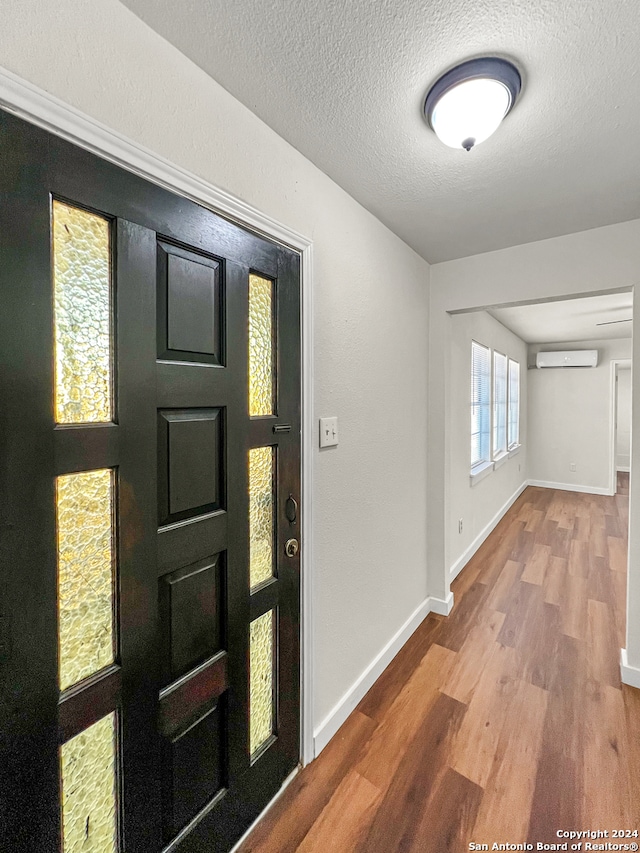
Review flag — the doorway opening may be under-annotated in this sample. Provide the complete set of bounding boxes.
[613,360,633,495]
[446,287,633,590]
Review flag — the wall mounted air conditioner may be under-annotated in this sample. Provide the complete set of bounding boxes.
[535,350,598,368]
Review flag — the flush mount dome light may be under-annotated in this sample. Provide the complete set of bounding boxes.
[424,57,521,151]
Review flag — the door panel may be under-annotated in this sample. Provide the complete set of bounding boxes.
[152,217,243,850]
[0,108,301,853]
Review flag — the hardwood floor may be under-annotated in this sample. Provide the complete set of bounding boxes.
[239,475,640,852]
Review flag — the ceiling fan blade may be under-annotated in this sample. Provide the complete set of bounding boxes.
[596,318,633,326]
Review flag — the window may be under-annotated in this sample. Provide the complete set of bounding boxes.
[471,343,521,479]
[508,358,520,449]
[471,342,491,468]
[493,352,508,457]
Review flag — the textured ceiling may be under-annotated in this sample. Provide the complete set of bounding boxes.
[488,292,634,343]
[121,0,640,263]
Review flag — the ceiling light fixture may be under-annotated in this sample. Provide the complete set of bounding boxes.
[424,57,521,151]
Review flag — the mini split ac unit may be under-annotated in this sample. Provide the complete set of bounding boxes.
[535,350,598,368]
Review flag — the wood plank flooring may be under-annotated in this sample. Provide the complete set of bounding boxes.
[239,474,640,852]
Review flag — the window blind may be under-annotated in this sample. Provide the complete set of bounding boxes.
[493,352,508,457]
[508,358,520,448]
[471,341,491,468]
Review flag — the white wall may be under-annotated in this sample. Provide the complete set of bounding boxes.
[527,338,632,493]
[0,0,431,746]
[617,367,632,471]
[449,311,528,577]
[430,226,640,677]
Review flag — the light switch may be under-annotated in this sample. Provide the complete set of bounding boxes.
[319,417,338,448]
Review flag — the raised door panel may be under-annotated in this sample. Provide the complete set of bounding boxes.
[157,241,222,365]
[158,408,224,525]
[159,556,223,684]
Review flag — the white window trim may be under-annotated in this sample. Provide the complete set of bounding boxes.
[507,357,520,451]
[493,450,509,470]
[469,343,522,483]
[492,350,508,459]
[470,459,494,485]
[471,340,492,471]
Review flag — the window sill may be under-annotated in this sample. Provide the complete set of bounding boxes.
[470,460,494,486]
[493,451,509,470]
[508,444,522,458]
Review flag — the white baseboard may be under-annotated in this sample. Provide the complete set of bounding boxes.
[527,479,612,496]
[617,466,631,473]
[449,481,528,581]
[429,591,454,616]
[313,594,440,756]
[620,649,640,690]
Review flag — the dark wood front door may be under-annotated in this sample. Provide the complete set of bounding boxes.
[0,109,301,853]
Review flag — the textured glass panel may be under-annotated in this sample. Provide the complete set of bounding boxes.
[54,200,112,424]
[250,609,275,756]
[61,713,118,853]
[57,469,114,691]
[248,274,274,417]
[249,447,274,591]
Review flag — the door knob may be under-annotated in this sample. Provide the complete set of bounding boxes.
[285,538,299,558]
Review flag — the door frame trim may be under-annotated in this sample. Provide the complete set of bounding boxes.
[0,64,315,766]
[610,358,632,496]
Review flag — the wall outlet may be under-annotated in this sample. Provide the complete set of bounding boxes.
[458,518,463,534]
[570,462,576,472]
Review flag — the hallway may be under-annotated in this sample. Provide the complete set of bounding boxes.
[241,476,640,852]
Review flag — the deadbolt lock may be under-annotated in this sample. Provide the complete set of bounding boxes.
[285,494,298,524]
[285,538,299,558]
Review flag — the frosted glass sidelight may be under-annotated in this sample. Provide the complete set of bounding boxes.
[249,610,275,756]
[248,274,274,417]
[53,200,112,424]
[57,469,114,691]
[249,447,275,591]
[61,713,118,853]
